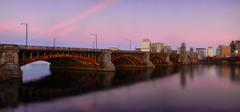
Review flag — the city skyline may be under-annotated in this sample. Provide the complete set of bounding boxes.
[0,0,240,49]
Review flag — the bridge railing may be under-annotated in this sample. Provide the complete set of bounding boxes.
[15,45,109,52]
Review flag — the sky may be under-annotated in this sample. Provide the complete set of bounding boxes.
[0,0,240,50]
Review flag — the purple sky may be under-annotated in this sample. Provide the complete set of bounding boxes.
[0,0,239,50]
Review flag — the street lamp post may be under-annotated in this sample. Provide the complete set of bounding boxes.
[53,38,56,47]
[129,39,132,50]
[21,23,28,47]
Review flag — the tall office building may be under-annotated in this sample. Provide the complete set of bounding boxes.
[217,45,231,57]
[190,47,194,55]
[216,47,221,56]
[163,45,172,54]
[230,41,236,55]
[141,38,151,52]
[196,48,206,59]
[236,41,240,55]
[230,40,240,55]
[150,42,164,53]
[180,42,187,54]
[207,47,214,57]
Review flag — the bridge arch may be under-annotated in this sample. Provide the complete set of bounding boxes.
[150,55,168,65]
[111,55,144,67]
[169,54,180,64]
[19,54,100,69]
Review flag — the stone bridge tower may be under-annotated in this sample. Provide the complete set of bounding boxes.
[0,45,21,80]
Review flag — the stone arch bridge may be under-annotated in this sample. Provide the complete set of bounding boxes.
[0,44,198,80]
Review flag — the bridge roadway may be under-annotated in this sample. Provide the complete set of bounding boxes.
[0,44,198,80]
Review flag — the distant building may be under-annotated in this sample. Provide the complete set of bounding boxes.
[216,47,221,56]
[108,47,119,51]
[230,41,236,55]
[190,47,194,55]
[230,40,240,55]
[172,50,178,54]
[217,45,231,57]
[180,42,187,54]
[207,47,214,57]
[176,47,181,54]
[163,45,172,54]
[236,41,240,55]
[141,38,151,52]
[196,48,206,59]
[135,48,141,51]
[150,42,164,53]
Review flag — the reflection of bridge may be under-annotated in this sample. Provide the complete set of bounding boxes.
[0,44,198,80]
[0,65,197,107]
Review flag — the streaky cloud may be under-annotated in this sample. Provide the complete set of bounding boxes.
[48,0,113,33]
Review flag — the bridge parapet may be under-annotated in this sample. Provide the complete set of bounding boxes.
[18,45,109,52]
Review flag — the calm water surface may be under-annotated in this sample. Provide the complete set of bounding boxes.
[0,62,240,112]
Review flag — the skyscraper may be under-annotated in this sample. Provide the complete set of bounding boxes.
[190,47,194,55]
[150,42,164,53]
[141,38,151,52]
[180,42,186,54]
[207,47,214,57]
[217,45,231,57]
[196,48,206,59]
[163,45,172,54]
[230,40,240,55]
[216,47,221,56]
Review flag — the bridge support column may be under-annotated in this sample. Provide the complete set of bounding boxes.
[166,54,173,65]
[178,54,186,64]
[0,45,22,80]
[179,54,192,64]
[190,55,198,64]
[99,51,115,71]
[143,52,155,68]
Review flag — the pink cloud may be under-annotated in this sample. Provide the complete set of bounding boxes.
[0,23,19,33]
[48,0,113,33]
[57,27,77,38]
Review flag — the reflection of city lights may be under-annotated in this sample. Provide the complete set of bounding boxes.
[235,50,238,54]
[236,68,239,75]
[207,67,214,76]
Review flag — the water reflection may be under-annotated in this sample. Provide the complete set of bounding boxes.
[0,80,20,108]
[1,64,240,112]
[229,64,240,83]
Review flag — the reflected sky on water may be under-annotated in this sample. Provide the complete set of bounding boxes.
[1,63,240,112]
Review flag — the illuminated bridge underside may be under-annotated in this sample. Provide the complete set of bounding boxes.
[112,55,144,68]
[169,54,180,64]
[19,53,101,70]
[150,53,170,65]
[111,51,154,68]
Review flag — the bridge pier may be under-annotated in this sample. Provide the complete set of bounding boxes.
[143,52,155,68]
[99,51,115,71]
[0,45,22,80]
[165,54,173,65]
[190,55,198,64]
[178,54,188,64]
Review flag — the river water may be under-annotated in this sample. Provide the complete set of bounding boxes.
[0,62,240,112]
